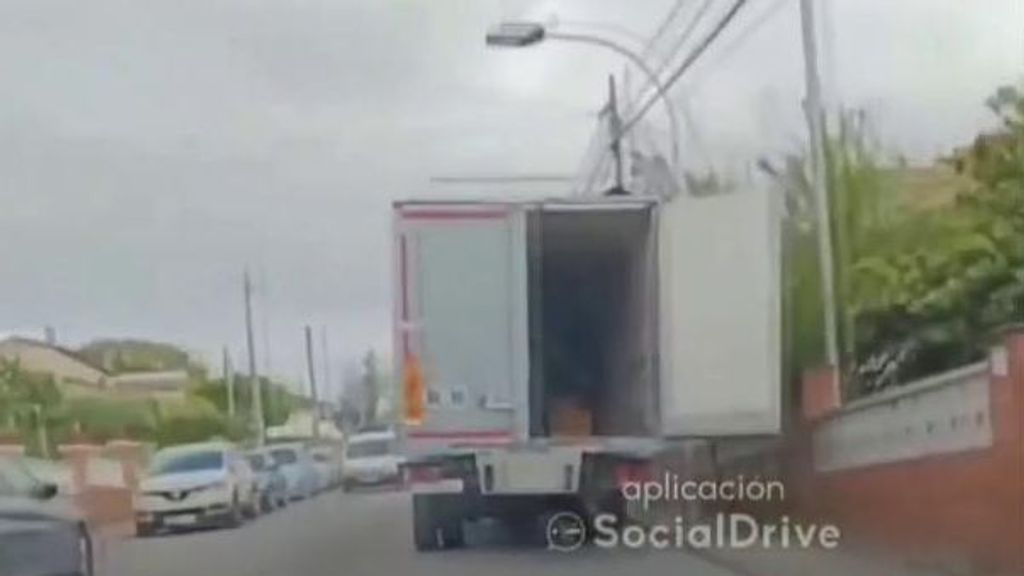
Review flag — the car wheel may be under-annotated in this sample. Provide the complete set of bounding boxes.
[135,522,154,538]
[224,493,244,529]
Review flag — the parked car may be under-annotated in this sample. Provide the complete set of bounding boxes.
[0,456,95,576]
[307,444,343,492]
[245,449,288,512]
[135,442,258,535]
[267,443,318,501]
[341,430,404,491]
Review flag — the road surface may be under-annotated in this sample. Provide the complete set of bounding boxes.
[104,490,749,576]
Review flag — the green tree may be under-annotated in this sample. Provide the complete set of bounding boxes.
[766,84,1024,400]
[0,359,63,456]
[191,374,299,429]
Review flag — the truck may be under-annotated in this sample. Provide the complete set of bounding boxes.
[392,190,781,551]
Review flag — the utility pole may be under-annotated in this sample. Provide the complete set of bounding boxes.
[320,326,332,405]
[34,405,49,459]
[222,347,236,418]
[244,270,265,445]
[606,74,626,195]
[304,325,321,440]
[800,0,840,371]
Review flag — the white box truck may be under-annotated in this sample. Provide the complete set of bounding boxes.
[393,191,781,551]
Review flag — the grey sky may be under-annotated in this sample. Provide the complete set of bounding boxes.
[0,0,1020,397]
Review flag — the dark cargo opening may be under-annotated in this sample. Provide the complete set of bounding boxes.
[528,206,657,437]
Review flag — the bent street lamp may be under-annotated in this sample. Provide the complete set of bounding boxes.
[486,20,681,175]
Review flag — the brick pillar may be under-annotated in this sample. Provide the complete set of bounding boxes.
[58,444,101,494]
[105,440,147,491]
[801,366,840,421]
[990,330,1024,572]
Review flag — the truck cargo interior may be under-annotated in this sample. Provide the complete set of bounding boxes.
[528,207,658,438]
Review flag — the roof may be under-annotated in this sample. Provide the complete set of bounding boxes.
[109,370,189,389]
[0,336,109,376]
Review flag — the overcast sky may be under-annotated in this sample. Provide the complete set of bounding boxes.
[0,0,1020,397]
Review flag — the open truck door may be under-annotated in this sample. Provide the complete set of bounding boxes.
[395,203,530,454]
[657,189,782,436]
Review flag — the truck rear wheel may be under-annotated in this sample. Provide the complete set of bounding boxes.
[413,494,464,552]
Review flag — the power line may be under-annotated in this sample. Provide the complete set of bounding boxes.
[625,0,714,118]
[622,0,751,136]
[684,0,790,94]
[643,0,715,86]
[640,0,689,61]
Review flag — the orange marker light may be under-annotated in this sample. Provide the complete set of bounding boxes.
[403,354,426,426]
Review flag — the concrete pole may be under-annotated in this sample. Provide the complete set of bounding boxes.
[304,326,321,440]
[244,270,265,445]
[800,0,840,371]
[223,347,235,418]
[320,326,332,407]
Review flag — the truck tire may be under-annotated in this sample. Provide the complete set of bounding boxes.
[412,494,464,552]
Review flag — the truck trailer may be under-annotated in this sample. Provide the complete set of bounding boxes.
[392,190,781,551]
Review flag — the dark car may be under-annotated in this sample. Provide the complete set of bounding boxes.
[246,450,288,513]
[0,457,94,576]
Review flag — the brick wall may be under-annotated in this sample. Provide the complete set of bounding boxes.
[793,331,1024,572]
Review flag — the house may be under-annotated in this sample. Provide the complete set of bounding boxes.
[0,337,109,396]
[0,336,191,401]
[108,370,190,402]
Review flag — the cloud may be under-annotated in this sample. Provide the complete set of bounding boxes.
[0,0,1019,388]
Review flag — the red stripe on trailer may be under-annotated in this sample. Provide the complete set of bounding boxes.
[400,209,508,221]
[407,430,513,440]
[398,235,411,357]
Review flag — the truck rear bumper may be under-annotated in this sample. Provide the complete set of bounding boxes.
[409,478,465,494]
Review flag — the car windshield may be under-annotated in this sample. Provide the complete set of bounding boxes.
[151,451,224,475]
[269,449,298,466]
[346,440,391,459]
[247,454,267,471]
[0,458,41,497]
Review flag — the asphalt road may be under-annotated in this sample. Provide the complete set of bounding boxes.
[104,490,747,576]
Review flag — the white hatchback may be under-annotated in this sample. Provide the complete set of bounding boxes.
[341,431,404,491]
[135,442,257,535]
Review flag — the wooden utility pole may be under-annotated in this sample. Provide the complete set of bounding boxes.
[304,325,321,440]
[244,270,265,445]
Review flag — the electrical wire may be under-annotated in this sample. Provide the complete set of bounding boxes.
[627,0,713,114]
[622,0,751,136]
[684,0,789,94]
[639,0,689,61]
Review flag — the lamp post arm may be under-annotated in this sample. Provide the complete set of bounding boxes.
[546,30,681,172]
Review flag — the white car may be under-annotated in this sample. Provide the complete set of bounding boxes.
[268,443,319,501]
[341,431,404,491]
[135,442,258,535]
[308,444,344,492]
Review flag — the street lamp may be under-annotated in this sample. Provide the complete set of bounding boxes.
[486,21,681,178]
